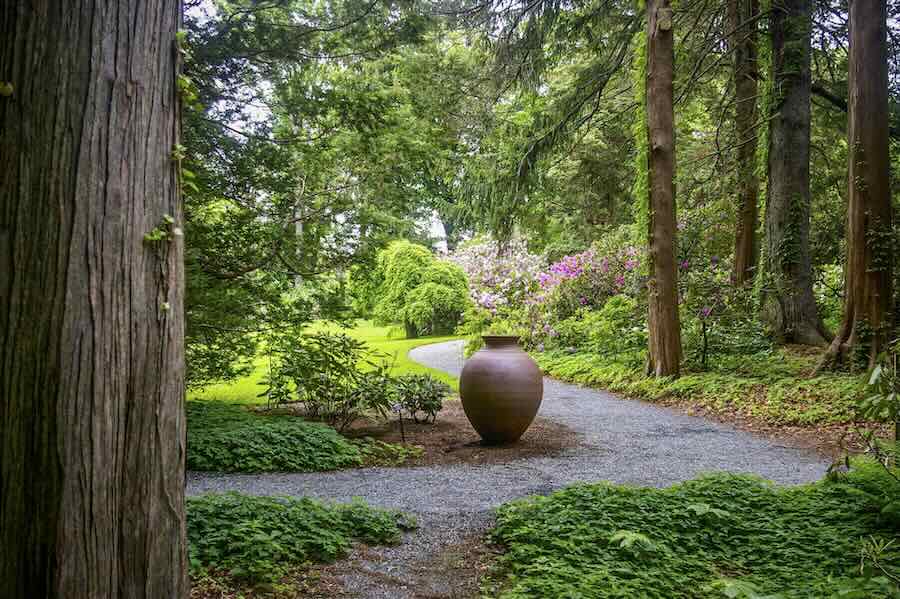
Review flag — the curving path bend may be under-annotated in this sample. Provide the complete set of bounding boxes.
[187,340,828,597]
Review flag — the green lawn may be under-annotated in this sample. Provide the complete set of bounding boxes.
[189,320,460,404]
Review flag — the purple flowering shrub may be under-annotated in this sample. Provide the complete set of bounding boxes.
[538,244,645,323]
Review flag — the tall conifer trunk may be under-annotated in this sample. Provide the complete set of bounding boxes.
[760,0,829,346]
[645,0,682,377]
[820,0,893,370]
[0,2,188,596]
[729,0,760,285]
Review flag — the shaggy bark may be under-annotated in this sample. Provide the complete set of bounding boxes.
[820,0,893,371]
[645,0,682,377]
[729,0,760,285]
[760,0,830,346]
[0,2,188,597]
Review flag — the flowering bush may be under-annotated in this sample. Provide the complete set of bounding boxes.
[447,236,545,314]
[452,230,650,354]
[538,244,645,323]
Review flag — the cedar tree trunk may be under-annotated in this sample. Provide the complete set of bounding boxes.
[820,0,893,370]
[729,0,760,285]
[0,2,188,597]
[760,0,830,346]
[645,0,682,377]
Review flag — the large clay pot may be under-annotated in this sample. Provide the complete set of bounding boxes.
[459,335,543,444]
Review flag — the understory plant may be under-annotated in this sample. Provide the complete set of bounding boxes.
[186,401,364,472]
[187,401,423,472]
[261,330,394,430]
[395,374,451,423]
[486,461,900,598]
[188,492,416,584]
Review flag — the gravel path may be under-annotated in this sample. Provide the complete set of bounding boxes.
[187,340,829,598]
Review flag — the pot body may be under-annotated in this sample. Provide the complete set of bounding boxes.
[459,336,543,444]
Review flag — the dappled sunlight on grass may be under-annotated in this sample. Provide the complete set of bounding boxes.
[189,320,460,404]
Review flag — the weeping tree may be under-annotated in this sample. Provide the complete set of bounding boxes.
[820,0,893,371]
[0,2,187,595]
[759,0,830,346]
[729,0,760,285]
[644,0,682,376]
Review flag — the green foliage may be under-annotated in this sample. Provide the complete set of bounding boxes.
[814,264,845,334]
[486,462,900,598]
[372,240,470,336]
[679,258,772,370]
[186,401,364,472]
[631,27,649,244]
[552,296,647,368]
[861,341,900,441]
[187,492,416,583]
[535,348,865,426]
[261,330,394,430]
[395,374,451,423]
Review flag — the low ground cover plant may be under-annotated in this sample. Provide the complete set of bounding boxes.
[535,348,864,426]
[187,401,365,472]
[187,400,430,473]
[187,492,416,584]
[486,460,900,598]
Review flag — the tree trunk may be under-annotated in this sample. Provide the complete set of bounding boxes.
[0,2,188,597]
[760,0,829,346]
[645,0,682,377]
[820,0,893,371]
[729,0,760,285]
[405,320,419,339]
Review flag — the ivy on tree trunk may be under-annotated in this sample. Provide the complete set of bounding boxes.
[820,0,893,371]
[760,0,830,346]
[0,2,188,596]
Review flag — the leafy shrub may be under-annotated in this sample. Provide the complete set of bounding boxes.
[486,462,900,598]
[861,339,900,441]
[187,401,364,472]
[261,331,393,430]
[187,492,416,583]
[372,240,471,337]
[395,374,451,423]
[679,257,771,370]
[552,296,647,367]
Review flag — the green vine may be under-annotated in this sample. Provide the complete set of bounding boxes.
[631,26,649,244]
[144,214,179,244]
[865,214,893,273]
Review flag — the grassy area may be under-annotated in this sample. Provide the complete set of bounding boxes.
[189,320,460,404]
[485,461,900,598]
[188,492,415,587]
[534,348,865,426]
